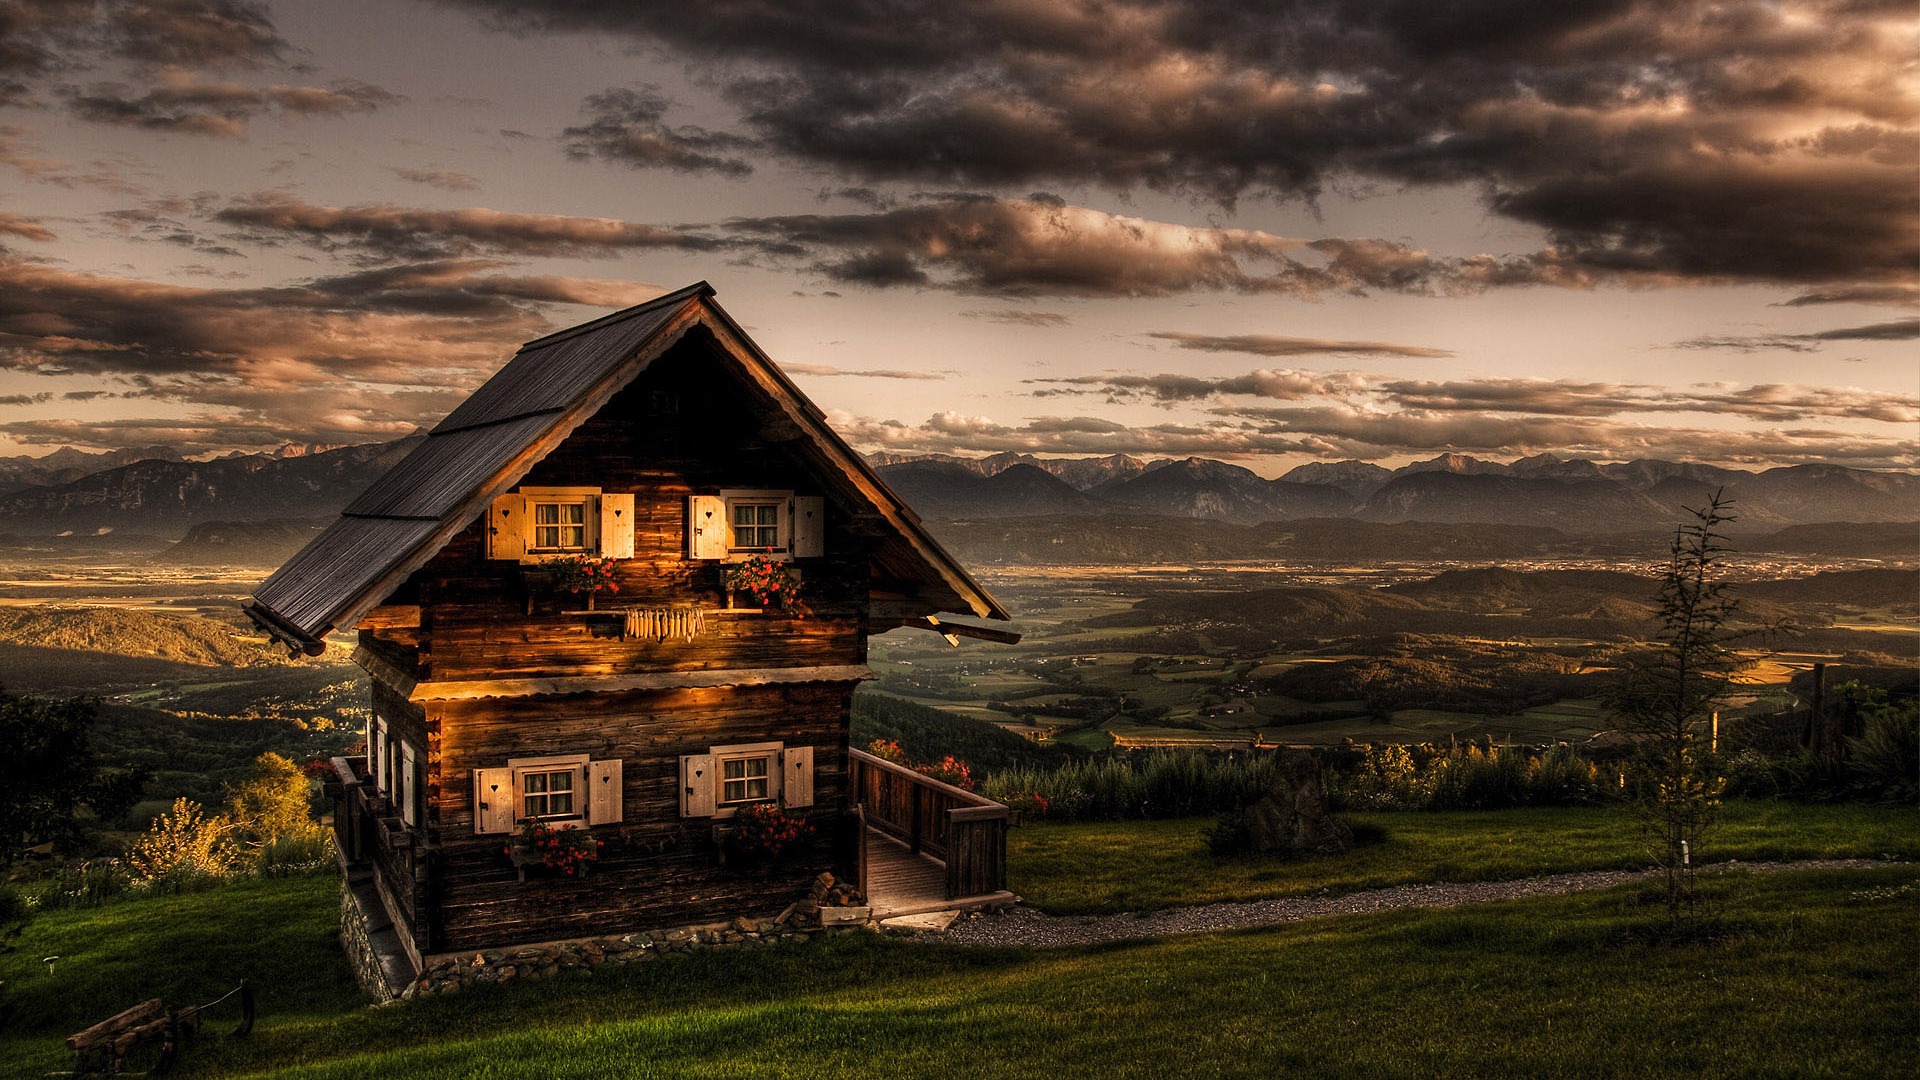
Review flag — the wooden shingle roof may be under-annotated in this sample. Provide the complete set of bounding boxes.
[247,282,1010,654]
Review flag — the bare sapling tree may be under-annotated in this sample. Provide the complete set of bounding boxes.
[1609,491,1756,919]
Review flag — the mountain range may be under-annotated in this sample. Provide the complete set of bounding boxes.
[873,452,1918,533]
[0,440,1910,550]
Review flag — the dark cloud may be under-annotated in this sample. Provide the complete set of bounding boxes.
[212,193,721,262]
[783,363,945,381]
[1779,284,1920,308]
[561,86,756,178]
[960,309,1070,327]
[726,195,1569,297]
[67,71,399,136]
[0,123,143,192]
[1147,332,1452,359]
[1668,318,1920,352]
[443,0,1916,289]
[392,167,480,191]
[0,391,51,405]
[0,255,660,449]
[1040,366,1918,426]
[104,0,286,69]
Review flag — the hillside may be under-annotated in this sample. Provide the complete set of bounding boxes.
[0,607,293,670]
[153,518,331,566]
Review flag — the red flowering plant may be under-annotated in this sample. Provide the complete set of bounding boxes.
[724,554,810,617]
[554,554,620,608]
[865,738,907,763]
[724,801,812,859]
[913,755,976,792]
[506,819,602,876]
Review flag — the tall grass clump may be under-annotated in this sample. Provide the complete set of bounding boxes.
[1335,739,1612,811]
[981,750,1282,821]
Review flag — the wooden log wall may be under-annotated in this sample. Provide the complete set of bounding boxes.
[428,681,858,951]
[391,341,875,685]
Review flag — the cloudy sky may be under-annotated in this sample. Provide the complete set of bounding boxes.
[0,0,1914,473]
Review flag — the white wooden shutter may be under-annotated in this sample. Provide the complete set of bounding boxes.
[686,495,726,559]
[486,493,526,561]
[791,496,824,558]
[369,718,385,796]
[599,492,635,559]
[473,767,513,835]
[400,744,418,826]
[679,752,715,817]
[588,758,624,825]
[780,745,815,809]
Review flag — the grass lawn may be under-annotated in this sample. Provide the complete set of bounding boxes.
[1008,801,1920,914]
[1,867,1913,1078]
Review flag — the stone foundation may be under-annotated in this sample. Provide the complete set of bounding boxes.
[340,870,877,1000]
[339,881,398,1004]
[404,915,873,998]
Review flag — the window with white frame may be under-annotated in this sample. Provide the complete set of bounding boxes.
[486,487,636,562]
[520,765,577,819]
[471,754,624,835]
[530,498,589,552]
[679,742,815,818]
[686,492,823,561]
[729,499,784,553]
[720,749,774,804]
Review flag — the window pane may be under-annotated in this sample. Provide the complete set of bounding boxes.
[535,503,559,525]
[549,792,573,815]
[525,773,548,793]
[561,503,584,525]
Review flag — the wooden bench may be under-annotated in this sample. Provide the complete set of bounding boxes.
[62,982,253,1076]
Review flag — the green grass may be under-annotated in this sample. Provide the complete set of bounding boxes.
[3,867,1915,1078]
[0,875,363,1076]
[1007,802,1920,914]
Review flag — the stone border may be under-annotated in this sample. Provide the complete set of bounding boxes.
[404,914,876,998]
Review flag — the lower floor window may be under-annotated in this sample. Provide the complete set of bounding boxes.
[522,768,575,818]
[721,754,772,804]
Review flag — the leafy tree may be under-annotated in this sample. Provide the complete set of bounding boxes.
[1607,493,1765,918]
[0,688,144,865]
[225,751,323,856]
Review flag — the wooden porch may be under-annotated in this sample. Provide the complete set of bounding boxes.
[849,748,1016,918]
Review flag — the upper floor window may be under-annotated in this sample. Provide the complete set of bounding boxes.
[687,491,824,562]
[531,498,589,552]
[729,499,784,553]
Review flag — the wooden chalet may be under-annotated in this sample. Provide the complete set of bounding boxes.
[245,282,1019,992]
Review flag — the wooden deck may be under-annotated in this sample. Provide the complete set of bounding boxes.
[863,828,1014,919]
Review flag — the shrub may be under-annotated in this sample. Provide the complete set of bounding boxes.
[1847,700,1919,804]
[226,751,327,862]
[127,797,233,885]
[1329,739,1612,811]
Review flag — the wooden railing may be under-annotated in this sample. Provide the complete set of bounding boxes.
[847,747,1008,899]
[327,756,435,945]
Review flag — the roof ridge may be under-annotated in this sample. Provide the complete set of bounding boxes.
[517,280,712,351]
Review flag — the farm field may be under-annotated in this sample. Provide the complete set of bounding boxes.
[867,562,1915,752]
[0,860,1911,1078]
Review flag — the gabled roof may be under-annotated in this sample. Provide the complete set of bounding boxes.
[247,281,1010,655]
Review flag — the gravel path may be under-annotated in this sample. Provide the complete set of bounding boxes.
[936,859,1892,948]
